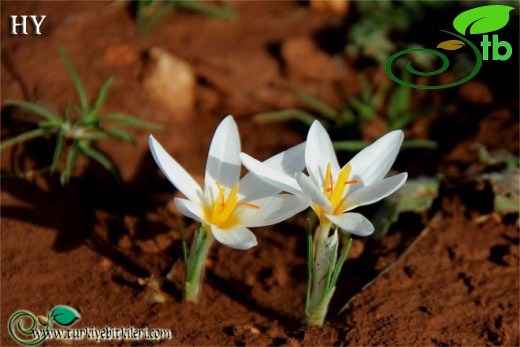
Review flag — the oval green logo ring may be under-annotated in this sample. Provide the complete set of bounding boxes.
[385,30,483,89]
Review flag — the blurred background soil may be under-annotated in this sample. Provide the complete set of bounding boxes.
[1,1,518,345]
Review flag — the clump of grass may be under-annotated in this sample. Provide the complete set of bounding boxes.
[1,47,162,185]
[254,74,438,152]
[136,0,237,37]
[346,1,455,67]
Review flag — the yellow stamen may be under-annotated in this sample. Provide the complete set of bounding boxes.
[237,202,261,209]
[330,164,351,208]
[213,183,239,225]
[324,162,333,196]
[320,163,360,214]
[205,181,261,229]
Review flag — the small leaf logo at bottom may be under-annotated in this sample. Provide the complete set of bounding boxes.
[50,306,80,326]
[437,40,465,50]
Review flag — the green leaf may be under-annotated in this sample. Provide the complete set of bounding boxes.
[50,131,64,173]
[329,237,352,290]
[106,127,137,145]
[6,100,61,124]
[291,86,338,120]
[179,220,189,277]
[0,128,49,151]
[401,139,438,150]
[86,77,114,121]
[58,46,89,112]
[437,39,465,50]
[136,0,174,37]
[349,98,375,122]
[371,178,439,239]
[305,219,313,315]
[61,143,79,185]
[387,77,411,119]
[77,141,121,181]
[253,109,317,127]
[102,114,162,130]
[333,140,367,152]
[453,5,515,35]
[50,306,80,326]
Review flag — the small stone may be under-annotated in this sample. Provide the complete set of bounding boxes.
[142,47,196,117]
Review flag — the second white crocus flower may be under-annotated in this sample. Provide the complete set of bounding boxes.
[241,120,408,237]
[241,120,407,325]
[149,115,309,302]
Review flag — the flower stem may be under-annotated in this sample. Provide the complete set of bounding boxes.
[184,225,214,303]
[305,221,334,325]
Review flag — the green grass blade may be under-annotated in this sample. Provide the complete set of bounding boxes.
[305,219,313,315]
[87,76,114,121]
[176,0,237,19]
[387,85,410,120]
[61,143,79,185]
[77,141,121,181]
[401,139,438,150]
[359,75,373,104]
[6,100,61,124]
[253,109,317,127]
[388,112,415,130]
[59,46,89,112]
[63,102,73,123]
[330,237,352,289]
[179,220,189,277]
[332,140,367,152]
[102,114,162,130]
[50,131,64,173]
[291,86,338,120]
[106,127,137,145]
[349,98,375,122]
[136,0,174,37]
[0,128,49,151]
[336,108,356,126]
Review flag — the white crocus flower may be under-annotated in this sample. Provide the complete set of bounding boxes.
[149,116,309,250]
[241,120,407,324]
[241,120,408,237]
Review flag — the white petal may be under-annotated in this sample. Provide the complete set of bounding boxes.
[235,194,310,227]
[239,152,302,195]
[149,135,203,204]
[211,226,257,250]
[174,198,205,224]
[295,173,333,211]
[325,212,375,237]
[305,121,340,187]
[347,130,404,193]
[238,142,306,200]
[205,116,241,198]
[346,172,408,211]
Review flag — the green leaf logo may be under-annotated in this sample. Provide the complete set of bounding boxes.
[453,5,515,35]
[437,39,465,50]
[50,306,80,326]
